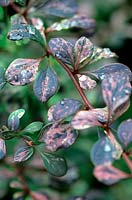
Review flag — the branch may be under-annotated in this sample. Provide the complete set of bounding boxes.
[122,152,132,173]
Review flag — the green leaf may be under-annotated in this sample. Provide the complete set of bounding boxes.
[23,121,43,133]
[8,23,45,47]
[7,109,25,131]
[15,0,26,6]
[46,15,95,33]
[0,66,6,90]
[33,66,59,102]
[14,146,34,162]
[0,139,6,160]
[5,58,41,86]
[0,130,16,140]
[40,152,67,176]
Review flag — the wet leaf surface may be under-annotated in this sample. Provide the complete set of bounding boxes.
[94,164,128,185]
[48,98,82,121]
[33,66,59,102]
[90,137,116,166]
[49,38,74,65]
[40,152,67,176]
[102,72,131,114]
[71,108,108,130]
[14,146,34,162]
[0,139,6,160]
[117,119,132,147]
[5,58,40,86]
[91,63,132,81]
[41,122,78,152]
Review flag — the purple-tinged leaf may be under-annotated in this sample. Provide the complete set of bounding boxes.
[33,67,59,102]
[0,66,6,90]
[90,137,116,166]
[102,72,131,114]
[68,197,85,200]
[14,146,34,162]
[71,108,108,130]
[0,0,9,6]
[77,74,97,90]
[30,191,49,200]
[46,15,95,33]
[49,38,74,65]
[7,109,25,131]
[91,63,132,81]
[41,122,78,152]
[94,164,129,185]
[48,98,82,121]
[117,119,132,147]
[74,37,94,67]
[40,152,67,176]
[5,58,40,86]
[39,0,78,18]
[0,139,6,160]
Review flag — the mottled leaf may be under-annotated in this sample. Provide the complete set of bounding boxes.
[14,146,34,162]
[0,130,17,140]
[15,0,26,6]
[102,72,131,114]
[46,15,95,33]
[91,63,132,81]
[33,67,59,102]
[40,152,67,176]
[90,137,116,166]
[23,121,43,133]
[0,139,6,160]
[0,0,9,6]
[71,108,108,130]
[0,66,6,90]
[30,191,49,200]
[94,164,129,185]
[49,38,74,65]
[117,119,132,147]
[48,98,82,121]
[7,23,45,47]
[7,109,25,131]
[41,122,78,152]
[10,14,27,26]
[5,58,40,86]
[35,0,78,18]
[77,74,97,90]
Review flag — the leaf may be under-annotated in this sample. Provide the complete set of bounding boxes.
[30,191,49,200]
[7,109,25,131]
[14,146,34,162]
[0,139,6,160]
[15,0,26,6]
[0,66,6,90]
[0,0,9,6]
[117,119,132,147]
[33,67,59,102]
[0,130,17,140]
[35,0,78,18]
[7,23,45,47]
[90,137,116,166]
[77,74,97,90]
[46,15,95,33]
[40,152,67,176]
[23,121,43,133]
[5,58,41,86]
[48,98,82,122]
[102,72,132,114]
[94,164,129,185]
[41,122,78,152]
[91,63,132,81]
[71,108,108,130]
[49,38,74,65]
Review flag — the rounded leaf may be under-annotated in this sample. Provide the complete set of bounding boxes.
[23,121,43,133]
[0,139,6,160]
[14,146,34,162]
[33,67,59,102]
[0,66,6,90]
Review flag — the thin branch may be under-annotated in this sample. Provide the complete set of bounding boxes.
[48,51,94,110]
[122,152,132,173]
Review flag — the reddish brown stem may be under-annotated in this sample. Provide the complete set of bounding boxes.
[49,51,94,110]
[10,1,22,13]
[122,152,132,173]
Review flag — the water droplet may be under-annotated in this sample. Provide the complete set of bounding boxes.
[99,74,105,80]
[124,88,131,95]
[28,26,35,35]
[60,101,64,105]
[112,97,116,102]
[104,144,111,152]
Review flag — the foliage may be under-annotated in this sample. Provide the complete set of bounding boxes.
[0,0,132,199]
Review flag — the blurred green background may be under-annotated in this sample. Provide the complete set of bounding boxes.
[0,0,132,199]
